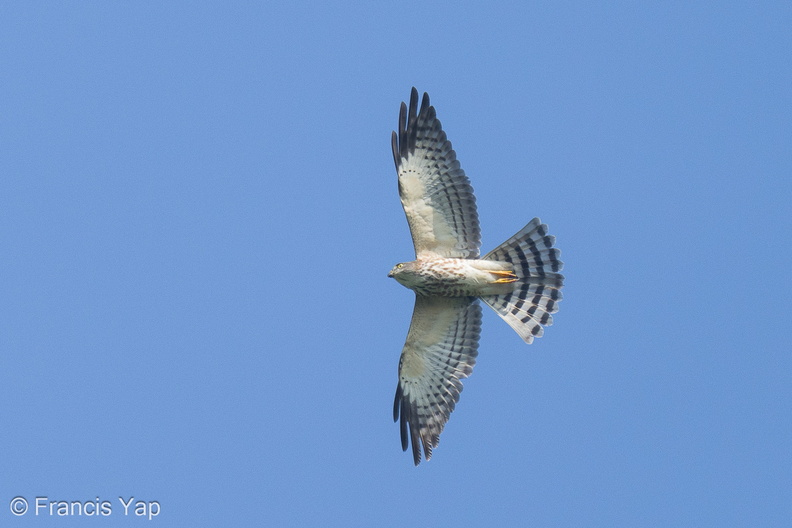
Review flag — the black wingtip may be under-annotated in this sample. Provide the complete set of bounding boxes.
[420,91,430,114]
[392,99,407,170]
[391,130,399,168]
[394,384,410,454]
[394,381,424,464]
[393,88,435,171]
[393,383,401,423]
[409,86,419,108]
[408,88,418,125]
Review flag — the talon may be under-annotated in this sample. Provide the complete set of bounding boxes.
[490,270,518,284]
[489,269,517,283]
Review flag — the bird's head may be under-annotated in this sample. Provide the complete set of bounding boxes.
[388,262,407,278]
[388,261,418,287]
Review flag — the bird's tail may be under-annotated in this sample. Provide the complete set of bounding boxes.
[480,218,564,343]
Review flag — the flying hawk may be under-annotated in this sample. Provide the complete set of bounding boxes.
[388,88,564,465]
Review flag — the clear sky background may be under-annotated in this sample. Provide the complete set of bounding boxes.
[1,2,790,526]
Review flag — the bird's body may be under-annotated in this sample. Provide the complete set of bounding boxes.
[388,88,564,465]
[389,257,516,297]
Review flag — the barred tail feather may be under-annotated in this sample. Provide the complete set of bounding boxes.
[481,218,564,344]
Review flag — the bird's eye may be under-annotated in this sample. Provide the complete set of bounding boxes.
[397,263,404,268]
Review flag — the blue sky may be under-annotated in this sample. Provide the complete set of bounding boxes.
[1,1,790,526]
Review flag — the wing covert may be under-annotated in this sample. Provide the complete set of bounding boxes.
[393,295,482,465]
[391,88,481,259]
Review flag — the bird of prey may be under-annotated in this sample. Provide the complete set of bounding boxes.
[388,88,564,465]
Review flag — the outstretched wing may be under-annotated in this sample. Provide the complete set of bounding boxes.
[393,295,482,465]
[391,88,480,259]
